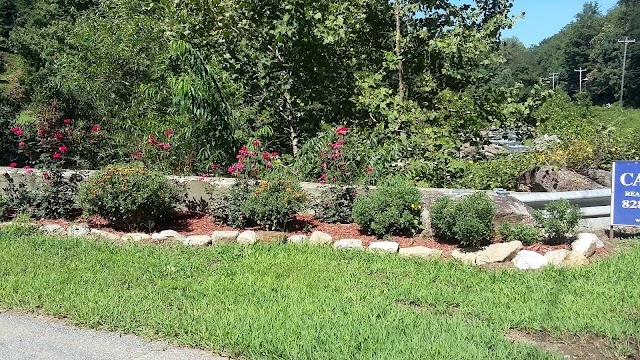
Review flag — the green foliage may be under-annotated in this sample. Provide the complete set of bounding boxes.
[497,223,541,246]
[533,200,582,244]
[1,170,80,220]
[430,192,497,247]
[209,181,252,229]
[78,164,178,230]
[312,186,358,224]
[454,153,537,191]
[211,175,307,231]
[242,177,307,231]
[29,170,82,220]
[0,191,8,218]
[352,178,422,237]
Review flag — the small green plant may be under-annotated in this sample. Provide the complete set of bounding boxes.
[0,193,8,219]
[313,186,358,224]
[430,192,496,247]
[242,176,307,231]
[210,180,253,228]
[352,178,422,237]
[78,163,178,230]
[533,199,581,244]
[497,223,540,245]
[211,174,307,231]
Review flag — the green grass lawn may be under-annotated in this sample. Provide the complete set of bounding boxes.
[1,226,639,359]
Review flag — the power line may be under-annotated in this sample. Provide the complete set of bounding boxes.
[618,37,636,108]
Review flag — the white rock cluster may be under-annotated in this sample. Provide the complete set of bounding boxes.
[1,222,605,271]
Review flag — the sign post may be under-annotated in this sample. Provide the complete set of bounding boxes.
[610,161,640,240]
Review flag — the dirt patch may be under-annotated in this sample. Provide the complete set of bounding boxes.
[505,329,640,359]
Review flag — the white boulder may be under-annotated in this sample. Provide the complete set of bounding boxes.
[237,231,257,245]
[512,250,549,270]
[333,239,363,250]
[368,241,400,253]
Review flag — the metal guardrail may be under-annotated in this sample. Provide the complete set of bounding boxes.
[507,189,612,230]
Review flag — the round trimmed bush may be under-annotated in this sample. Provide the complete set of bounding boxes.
[78,164,178,230]
[430,192,496,247]
[352,178,422,237]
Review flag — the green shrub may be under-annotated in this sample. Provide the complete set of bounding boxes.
[497,223,540,245]
[211,175,307,231]
[210,181,252,228]
[242,177,307,231]
[533,199,581,244]
[1,170,81,220]
[430,192,496,247]
[78,164,178,230]
[313,186,358,224]
[352,178,422,237]
[31,170,83,220]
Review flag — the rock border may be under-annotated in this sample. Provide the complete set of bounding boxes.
[1,222,605,271]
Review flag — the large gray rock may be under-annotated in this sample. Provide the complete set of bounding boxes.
[561,252,590,267]
[571,235,598,258]
[40,224,65,235]
[519,166,606,192]
[211,231,239,244]
[477,241,523,264]
[451,241,522,265]
[256,231,287,244]
[333,239,363,250]
[451,248,483,264]
[309,231,332,246]
[399,247,443,258]
[185,235,212,247]
[90,229,120,241]
[512,250,549,270]
[544,249,570,267]
[584,169,612,188]
[237,231,257,245]
[67,223,90,237]
[151,230,185,242]
[368,241,399,253]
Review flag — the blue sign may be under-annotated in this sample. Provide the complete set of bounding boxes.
[611,161,640,226]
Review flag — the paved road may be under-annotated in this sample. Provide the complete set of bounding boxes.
[0,309,229,360]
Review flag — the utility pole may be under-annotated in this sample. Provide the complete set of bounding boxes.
[549,72,560,89]
[618,37,636,108]
[574,67,587,92]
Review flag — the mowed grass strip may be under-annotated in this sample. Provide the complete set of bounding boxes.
[0,227,639,359]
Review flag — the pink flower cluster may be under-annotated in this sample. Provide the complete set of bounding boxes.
[147,131,174,151]
[318,126,372,184]
[226,140,278,178]
[7,118,103,169]
[11,127,24,136]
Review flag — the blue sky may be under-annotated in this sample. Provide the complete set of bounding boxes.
[502,0,619,47]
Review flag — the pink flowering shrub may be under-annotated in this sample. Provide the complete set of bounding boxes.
[3,103,104,219]
[303,126,375,223]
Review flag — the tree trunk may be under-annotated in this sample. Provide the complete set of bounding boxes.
[395,0,405,104]
[284,91,299,157]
